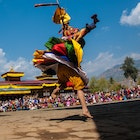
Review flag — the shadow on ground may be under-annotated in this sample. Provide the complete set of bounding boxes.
[49,100,140,140]
[88,100,140,140]
[49,114,88,122]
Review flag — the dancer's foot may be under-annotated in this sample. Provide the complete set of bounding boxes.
[83,111,93,118]
[51,93,57,99]
[91,14,100,24]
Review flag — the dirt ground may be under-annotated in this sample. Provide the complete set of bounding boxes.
[0,99,140,140]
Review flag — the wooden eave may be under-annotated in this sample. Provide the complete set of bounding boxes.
[1,72,24,78]
[0,80,58,90]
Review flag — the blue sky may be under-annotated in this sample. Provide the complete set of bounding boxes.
[0,0,140,80]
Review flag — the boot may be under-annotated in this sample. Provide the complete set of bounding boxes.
[91,14,100,24]
[86,23,96,31]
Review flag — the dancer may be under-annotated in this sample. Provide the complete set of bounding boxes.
[33,1,99,118]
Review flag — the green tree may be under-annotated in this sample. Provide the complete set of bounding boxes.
[89,77,109,92]
[89,77,98,92]
[121,57,138,82]
[137,76,140,85]
[109,77,114,84]
[97,77,109,92]
[109,82,122,91]
[89,76,123,92]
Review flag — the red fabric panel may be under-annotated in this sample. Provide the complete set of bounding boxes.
[52,43,67,56]
[66,81,74,87]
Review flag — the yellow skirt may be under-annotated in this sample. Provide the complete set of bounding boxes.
[57,64,85,90]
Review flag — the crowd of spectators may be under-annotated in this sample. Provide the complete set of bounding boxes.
[0,87,140,112]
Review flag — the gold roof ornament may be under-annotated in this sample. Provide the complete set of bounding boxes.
[9,66,15,72]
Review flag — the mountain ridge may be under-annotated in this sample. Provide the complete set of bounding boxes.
[98,59,140,81]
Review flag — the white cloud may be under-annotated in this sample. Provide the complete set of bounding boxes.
[130,53,140,60]
[82,52,123,77]
[0,49,40,81]
[82,52,140,78]
[120,2,140,26]
[101,26,110,32]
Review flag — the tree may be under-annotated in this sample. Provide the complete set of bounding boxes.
[89,77,123,92]
[137,76,140,85]
[108,77,122,91]
[109,82,122,91]
[89,77,98,92]
[121,57,138,82]
[109,77,114,84]
[89,77,109,92]
[97,77,109,92]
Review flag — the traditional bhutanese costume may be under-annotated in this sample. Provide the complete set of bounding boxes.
[32,37,88,89]
[32,7,89,90]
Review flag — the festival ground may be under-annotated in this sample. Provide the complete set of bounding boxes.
[0,99,140,140]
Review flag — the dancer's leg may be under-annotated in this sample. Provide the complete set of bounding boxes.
[51,86,60,99]
[77,90,93,118]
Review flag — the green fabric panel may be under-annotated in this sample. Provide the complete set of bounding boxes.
[44,37,78,66]
[44,37,64,50]
[65,41,77,65]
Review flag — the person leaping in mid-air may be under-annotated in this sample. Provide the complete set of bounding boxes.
[33,2,100,118]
